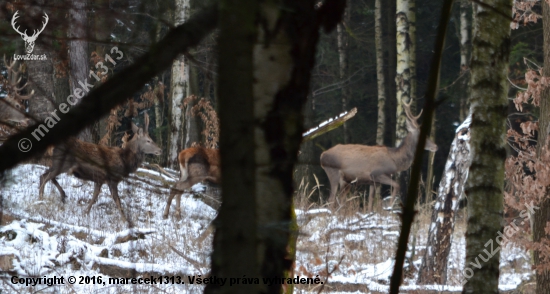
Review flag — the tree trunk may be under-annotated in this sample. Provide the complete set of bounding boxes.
[69,0,92,142]
[337,2,350,143]
[458,0,471,122]
[375,0,386,146]
[534,1,550,292]
[396,0,412,202]
[386,0,397,145]
[206,1,345,293]
[28,47,55,122]
[408,0,416,111]
[463,0,511,292]
[204,1,258,293]
[418,115,471,285]
[168,0,191,168]
[395,0,411,145]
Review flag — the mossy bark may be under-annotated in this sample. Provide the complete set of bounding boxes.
[463,0,512,292]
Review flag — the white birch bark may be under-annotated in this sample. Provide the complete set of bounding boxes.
[395,0,411,145]
[168,0,190,168]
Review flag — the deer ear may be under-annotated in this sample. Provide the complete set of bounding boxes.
[131,122,139,134]
[137,128,144,136]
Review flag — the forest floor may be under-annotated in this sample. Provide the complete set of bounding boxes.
[0,164,534,293]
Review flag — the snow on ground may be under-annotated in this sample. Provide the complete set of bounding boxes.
[0,164,533,293]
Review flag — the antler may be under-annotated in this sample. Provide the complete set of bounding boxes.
[11,11,49,39]
[32,13,49,38]
[144,112,150,134]
[11,11,26,37]
[2,55,34,101]
[402,99,422,127]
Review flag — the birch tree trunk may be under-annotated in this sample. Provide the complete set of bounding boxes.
[375,0,386,146]
[395,0,411,145]
[387,0,397,144]
[408,0,416,110]
[463,0,511,292]
[418,115,471,285]
[168,0,190,168]
[395,0,412,201]
[337,3,350,143]
[533,1,550,292]
[206,1,345,293]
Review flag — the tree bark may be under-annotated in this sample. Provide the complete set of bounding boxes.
[395,0,411,145]
[337,2,350,143]
[463,0,511,292]
[534,1,550,292]
[386,0,397,145]
[418,115,471,285]
[204,0,258,293]
[375,0,386,146]
[206,1,345,293]
[459,0,471,121]
[168,0,191,168]
[408,0,416,111]
[27,45,55,122]
[69,0,92,142]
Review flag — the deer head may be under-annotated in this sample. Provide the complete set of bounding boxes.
[11,11,49,54]
[129,113,162,156]
[403,99,438,152]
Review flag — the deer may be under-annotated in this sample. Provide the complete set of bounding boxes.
[38,113,161,226]
[320,100,438,211]
[163,147,220,219]
[1,57,32,140]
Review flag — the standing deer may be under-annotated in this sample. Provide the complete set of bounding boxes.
[163,147,220,219]
[38,113,161,225]
[1,57,32,140]
[320,100,438,209]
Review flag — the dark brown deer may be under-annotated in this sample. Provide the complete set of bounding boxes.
[0,57,32,140]
[163,147,220,219]
[38,113,161,225]
[320,100,438,209]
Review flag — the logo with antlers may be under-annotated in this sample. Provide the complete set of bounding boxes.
[11,11,49,54]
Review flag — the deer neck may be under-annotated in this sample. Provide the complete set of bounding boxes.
[389,131,418,172]
[120,140,145,175]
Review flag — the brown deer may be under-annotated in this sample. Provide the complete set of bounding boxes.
[320,100,438,209]
[1,57,32,140]
[38,113,161,225]
[163,147,220,219]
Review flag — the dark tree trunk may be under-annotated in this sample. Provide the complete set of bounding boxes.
[463,0,512,292]
[69,0,92,142]
[534,1,550,292]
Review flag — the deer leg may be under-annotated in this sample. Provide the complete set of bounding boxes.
[50,178,67,203]
[107,181,132,226]
[164,186,182,219]
[39,168,67,201]
[85,183,103,214]
[322,167,341,204]
[372,174,400,209]
[175,192,182,219]
[368,185,375,213]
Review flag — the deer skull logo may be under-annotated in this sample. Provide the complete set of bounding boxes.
[11,11,49,54]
